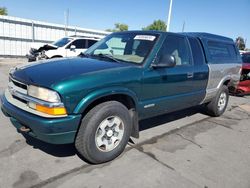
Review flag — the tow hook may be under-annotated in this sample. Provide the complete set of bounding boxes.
[19,126,31,133]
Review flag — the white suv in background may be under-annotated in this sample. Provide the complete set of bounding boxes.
[27,35,101,62]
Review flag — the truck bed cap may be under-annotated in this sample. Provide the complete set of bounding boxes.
[183,32,233,43]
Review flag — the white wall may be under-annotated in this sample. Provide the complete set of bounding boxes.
[0,15,109,56]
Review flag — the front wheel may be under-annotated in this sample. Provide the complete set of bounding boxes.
[205,85,229,117]
[75,101,132,164]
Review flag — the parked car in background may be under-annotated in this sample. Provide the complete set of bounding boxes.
[235,52,250,96]
[26,35,101,62]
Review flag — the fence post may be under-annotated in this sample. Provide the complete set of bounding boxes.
[31,21,34,42]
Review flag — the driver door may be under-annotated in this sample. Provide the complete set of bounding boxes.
[141,34,197,118]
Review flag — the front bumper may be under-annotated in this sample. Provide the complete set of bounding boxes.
[1,94,82,144]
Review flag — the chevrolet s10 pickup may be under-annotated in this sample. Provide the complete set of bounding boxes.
[1,31,242,163]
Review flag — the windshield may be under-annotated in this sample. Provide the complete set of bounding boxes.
[242,53,250,63]
[84,33,158,64]
[52,37,73,47]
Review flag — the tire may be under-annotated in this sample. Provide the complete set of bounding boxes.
[235,89,245,97]
[51,56,62,59]
[75,101,132,164]
[205,85,229,117]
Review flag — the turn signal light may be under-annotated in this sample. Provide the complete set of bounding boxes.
[36,104,67,116]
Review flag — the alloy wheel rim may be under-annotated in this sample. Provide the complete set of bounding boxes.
[95,116,124,152]
[218,92,227,111]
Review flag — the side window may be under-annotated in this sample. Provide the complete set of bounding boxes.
[86,40,98,48]
[157,35,191,66]
[207,41,237,62]
[68,39,86,49]
[188,37,205,66]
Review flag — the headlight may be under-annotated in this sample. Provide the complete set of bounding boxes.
[28,85,61,103]
[27,85,66,116]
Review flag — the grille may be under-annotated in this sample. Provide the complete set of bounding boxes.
[13,95,27,104]
[11,79,27,90]
[8,77,28,105]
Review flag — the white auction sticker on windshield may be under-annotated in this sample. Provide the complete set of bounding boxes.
[134,35,156,41]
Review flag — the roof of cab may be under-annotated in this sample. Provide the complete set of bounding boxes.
[113,31,233,43]
[114,30,166,35]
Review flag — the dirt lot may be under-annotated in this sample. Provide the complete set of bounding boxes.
[0,58,250,188]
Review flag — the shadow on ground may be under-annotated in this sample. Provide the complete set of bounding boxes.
[139,106,204,131]
[20,106,205,158]
[23,134,76,157]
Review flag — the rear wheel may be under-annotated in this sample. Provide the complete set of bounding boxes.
[75,101,132,164]
[205,85,229,117]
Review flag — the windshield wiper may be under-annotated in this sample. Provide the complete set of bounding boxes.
[94,53,121,63]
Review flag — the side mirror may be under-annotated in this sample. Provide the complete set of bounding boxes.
[151,55,176,68]
[70,45,76,51]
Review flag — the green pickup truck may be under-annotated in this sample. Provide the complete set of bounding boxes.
[1,31,241,163]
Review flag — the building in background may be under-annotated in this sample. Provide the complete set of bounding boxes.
[0,15,109,57]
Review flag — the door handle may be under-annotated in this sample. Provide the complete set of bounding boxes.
[187,72,194,79]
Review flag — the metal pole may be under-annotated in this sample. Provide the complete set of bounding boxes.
[182,21,185,32]
[166,0,173,32]
[31,21,35,42]
[64,11,66,36]
[64,9,69,36]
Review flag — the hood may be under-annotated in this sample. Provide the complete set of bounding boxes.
[11,57,132,88]
[37,43,58,52]
[30,44,58,54]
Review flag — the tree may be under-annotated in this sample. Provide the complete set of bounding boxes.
[142,20,167,31]
[106,23,128,32]
[0,7,8,15]
[235,37,246,50]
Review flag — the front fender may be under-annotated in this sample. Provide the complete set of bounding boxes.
[73,87,139,114]
[45,48,63,58]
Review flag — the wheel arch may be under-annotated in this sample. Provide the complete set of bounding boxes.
[51,55,63,59]
[201,76,232,104]
[217,75,231,89]
[74,88,140,138]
